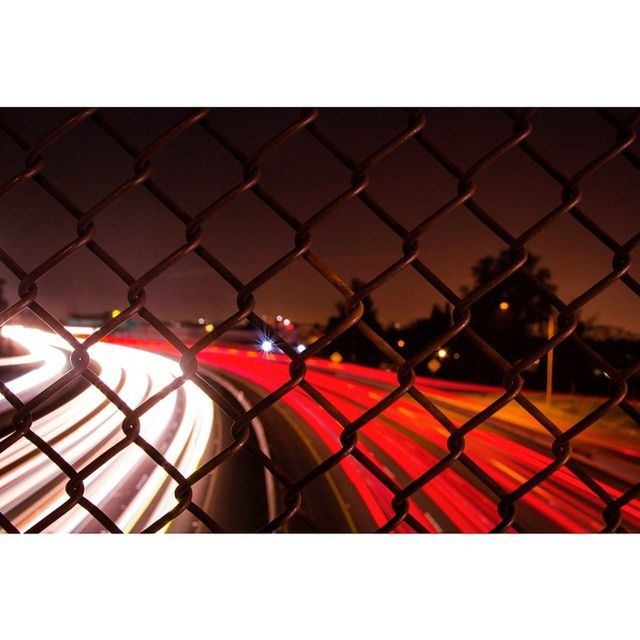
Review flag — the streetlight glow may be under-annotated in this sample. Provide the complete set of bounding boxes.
[437,348,447,359]
[499,301,510,311]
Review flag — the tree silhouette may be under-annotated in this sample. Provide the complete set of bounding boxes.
[464,250,555,319]
[461,249,557,362]
[315,253,638,398]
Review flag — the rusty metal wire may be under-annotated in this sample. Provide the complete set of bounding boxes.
[0,107,638,533]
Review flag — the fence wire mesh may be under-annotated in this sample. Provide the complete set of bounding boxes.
[0,107,638,533]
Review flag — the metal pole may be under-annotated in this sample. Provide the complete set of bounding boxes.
[546,312,555,405]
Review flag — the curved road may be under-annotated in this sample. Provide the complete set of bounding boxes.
[0,326,213,533]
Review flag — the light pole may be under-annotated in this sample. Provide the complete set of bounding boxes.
[501,300,556,404]
[545,310,556,405]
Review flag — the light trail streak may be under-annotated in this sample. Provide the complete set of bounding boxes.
[123,338,636,533]
[0,327,214,532]
[0,325,68,406]
[6,328,636,533]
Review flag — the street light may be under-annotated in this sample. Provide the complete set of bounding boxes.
[499,301,510,311]
[437,348,447,359]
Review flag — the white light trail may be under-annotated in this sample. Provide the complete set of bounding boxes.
[0,326,214,532]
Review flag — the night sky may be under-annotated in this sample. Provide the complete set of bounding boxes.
[0,108,638,333]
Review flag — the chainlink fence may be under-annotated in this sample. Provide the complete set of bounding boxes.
[0,107,638,533]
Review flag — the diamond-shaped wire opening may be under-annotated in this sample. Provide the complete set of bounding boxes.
[365,137,460,230]
[525,214,619,301]
[206,108,303,155]
[468,144,561,237]
[142,251,242,331]
[420,108,515,169]
[26,118,135,211]
[526,109,626,176]
[577,155,640,245]
[198,190,296,282]
[0,181,79,271]
[308,108,410,161]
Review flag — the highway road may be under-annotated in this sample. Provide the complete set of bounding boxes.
[0,326,214,532]
[1,327,638,533]
[110,336,640,533]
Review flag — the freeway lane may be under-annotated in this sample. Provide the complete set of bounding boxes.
[113,337,640,533]
[0,326,214,533]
